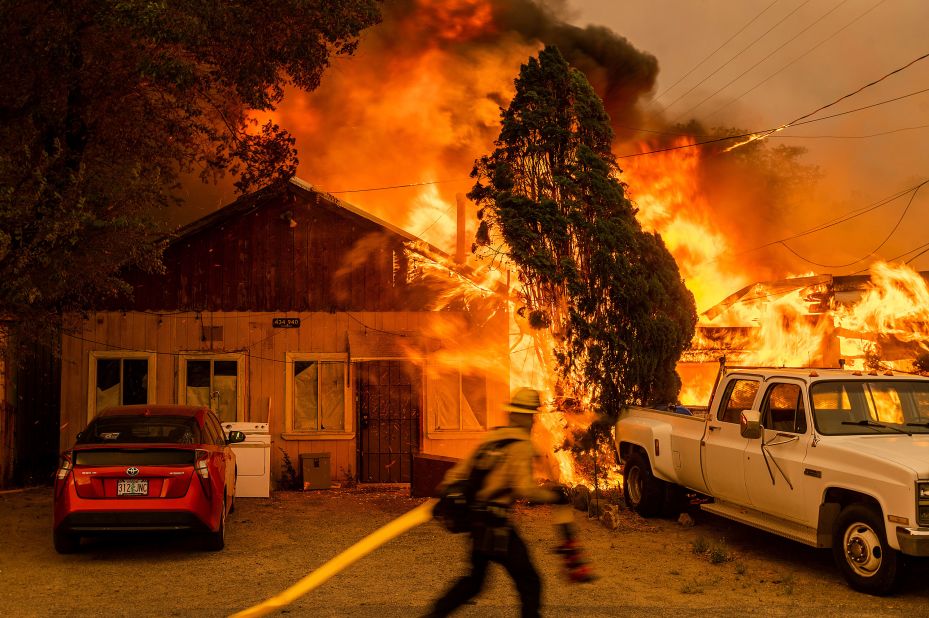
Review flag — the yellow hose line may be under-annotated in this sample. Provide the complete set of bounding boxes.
[229,498,438,618]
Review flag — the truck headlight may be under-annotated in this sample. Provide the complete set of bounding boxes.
[919,483,929,501]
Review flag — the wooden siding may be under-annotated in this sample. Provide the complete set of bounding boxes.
[121,188,429,313]
[60,310,508,485]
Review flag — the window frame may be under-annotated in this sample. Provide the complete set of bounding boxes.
[425,363,489,439]
[283,352,353,439]
[717,378,761,424]
[87,351,157,422]
[760,381,808,434]
[177,352,246,423]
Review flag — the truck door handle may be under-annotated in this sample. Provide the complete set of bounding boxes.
[708,425,721,431]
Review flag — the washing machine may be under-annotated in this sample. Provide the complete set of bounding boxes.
[223,421,271,498]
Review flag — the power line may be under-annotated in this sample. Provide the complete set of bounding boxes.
[704,0,888,121]
[692,178,929,271]
[674,0,849,120]
[325,178,470,194]
[654,0,781,101]
[662,0,812,113]
[777,180,928,268]
[756,180,927,250]
[618,83,929,159]
[763,124,929,139]
[729,49,929,149]
[848,239,929,274]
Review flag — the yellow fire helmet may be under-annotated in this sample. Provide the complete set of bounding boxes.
[504,387,542,413]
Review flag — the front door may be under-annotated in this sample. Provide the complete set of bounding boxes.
[745,380,812,522]
[355,360,421,483]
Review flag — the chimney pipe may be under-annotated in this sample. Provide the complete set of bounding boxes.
[455,193,467,264]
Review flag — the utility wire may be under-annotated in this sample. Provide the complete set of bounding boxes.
[325,178,470,194]
[674,0,849,120]
[777,180,928,268]
[618,83,929,159]
[705,0,888,121]
[662,0,812,113]
[654,0,780,101]
[692,178,929,271]
[848,240,929,274]
[756,180,927,250]
[727,50,929,149]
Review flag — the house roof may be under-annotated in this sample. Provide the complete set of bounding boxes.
[169,177,506,298]
[173,177,447,257]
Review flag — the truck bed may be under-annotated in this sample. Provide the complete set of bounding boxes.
[617,405,709,494]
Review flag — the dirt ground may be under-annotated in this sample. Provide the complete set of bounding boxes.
[2,486,929,617]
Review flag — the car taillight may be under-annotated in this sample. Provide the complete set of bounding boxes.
[195,450,210,479]
[56,453,72,481]
[195,449,212,496]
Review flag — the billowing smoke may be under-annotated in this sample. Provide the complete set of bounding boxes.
[239,0,821,314]
[263,0,661,253]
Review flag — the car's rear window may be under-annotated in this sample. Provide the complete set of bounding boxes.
[78,415,202,444]
[74,449,196,466]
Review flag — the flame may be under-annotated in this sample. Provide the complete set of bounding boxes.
[834,262,929,371]
[250,2,929,487]
[622,138,749,312]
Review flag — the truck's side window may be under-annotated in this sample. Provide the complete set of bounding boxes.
[718,379,761,424]
[761,383,807,434]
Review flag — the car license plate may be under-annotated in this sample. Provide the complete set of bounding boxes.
[117,479,149,496]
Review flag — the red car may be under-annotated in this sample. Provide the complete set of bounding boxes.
[53,404,245,553]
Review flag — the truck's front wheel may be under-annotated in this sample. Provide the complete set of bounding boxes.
[623,451,666,517]
[832,504,899,595]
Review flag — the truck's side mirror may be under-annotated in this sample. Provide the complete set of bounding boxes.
[226,430,246,444]
[740,409,763,439]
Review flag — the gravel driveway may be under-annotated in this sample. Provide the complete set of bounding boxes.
[2,486,928,617]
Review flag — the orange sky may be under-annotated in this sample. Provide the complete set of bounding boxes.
[571,0,929,274]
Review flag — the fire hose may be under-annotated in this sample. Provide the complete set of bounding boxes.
[229,498,438,618]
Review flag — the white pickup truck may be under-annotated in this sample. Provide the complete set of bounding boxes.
[616,366,929,595]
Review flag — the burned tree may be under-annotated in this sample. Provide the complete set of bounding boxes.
[470,46,696,446]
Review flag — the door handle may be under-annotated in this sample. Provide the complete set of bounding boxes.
[707,425,721,431]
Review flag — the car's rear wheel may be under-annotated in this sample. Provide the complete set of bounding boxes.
[623,451,666,517]
[53,529,80,554]
[832,503,899,595]
[205,495,226,551]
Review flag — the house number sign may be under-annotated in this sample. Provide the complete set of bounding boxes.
[272,317,301,328]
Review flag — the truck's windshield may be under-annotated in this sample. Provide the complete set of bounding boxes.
[810,380,929,435]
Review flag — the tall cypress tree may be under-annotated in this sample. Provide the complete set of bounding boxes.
[470,46,696,446]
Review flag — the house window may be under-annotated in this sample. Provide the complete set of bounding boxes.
[285,354,349,434]
[179,354,244,423]
[88,352,156,420]
[431,370,487,431]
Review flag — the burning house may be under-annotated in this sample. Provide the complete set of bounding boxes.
[57,178,511,488]
[678,266,929,406]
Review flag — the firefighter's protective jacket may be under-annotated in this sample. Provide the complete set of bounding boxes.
[438,425,560,507]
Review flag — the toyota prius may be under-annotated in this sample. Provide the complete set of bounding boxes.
[53,405,245,553]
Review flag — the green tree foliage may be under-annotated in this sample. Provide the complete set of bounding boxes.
[0,0,380,327]
[470,46,697,444]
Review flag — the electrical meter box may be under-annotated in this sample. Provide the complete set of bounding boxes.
[300,452,332,490]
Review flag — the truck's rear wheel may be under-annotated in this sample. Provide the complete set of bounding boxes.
[832,504,899,595]
[623,451,666,517]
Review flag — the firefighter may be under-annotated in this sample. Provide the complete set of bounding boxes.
[426,387,591,618]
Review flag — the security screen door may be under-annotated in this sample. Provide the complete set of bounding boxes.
[355,360,421,483]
